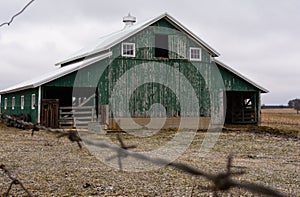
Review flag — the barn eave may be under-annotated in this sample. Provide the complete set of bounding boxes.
[213,59,269,93]
[0,52,112,95]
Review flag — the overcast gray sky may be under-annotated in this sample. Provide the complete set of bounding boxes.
[0,0,299,105]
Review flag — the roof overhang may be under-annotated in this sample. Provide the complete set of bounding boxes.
[213,59,269,93]
[0,52,112,95]
[163,14,220,57]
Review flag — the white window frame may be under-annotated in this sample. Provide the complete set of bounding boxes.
[31,94,36,109]
[189,47,202,61]
[121,42,135,57]
[4,98,7,110]
[21,95,25,110]
[12,97,15,110]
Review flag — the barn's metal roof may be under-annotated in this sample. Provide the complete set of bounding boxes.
[0,52,112,94]
[213,59,269,93]
[55,12,220,66]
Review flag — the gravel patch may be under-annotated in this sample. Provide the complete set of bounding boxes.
[0,125,299,196]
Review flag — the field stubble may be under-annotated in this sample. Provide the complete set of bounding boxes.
[261,108,300,138]
[0,121,299,196]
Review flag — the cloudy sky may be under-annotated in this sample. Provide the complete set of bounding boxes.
[0,0,299,105]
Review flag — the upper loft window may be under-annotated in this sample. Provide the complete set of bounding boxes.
[190,47,202,61]
[155,34,169,58]
[21,95,24,110]
[122,42,135,57]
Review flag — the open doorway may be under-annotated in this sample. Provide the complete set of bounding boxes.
[42,86,98,128]
[226,91,259,124]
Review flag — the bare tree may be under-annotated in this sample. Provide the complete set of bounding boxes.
[0,0,35,28]
[288,98,300,114]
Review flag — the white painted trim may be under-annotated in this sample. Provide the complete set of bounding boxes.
[121,42,136,57]
[21,95,24,110]
[31,94,36,109]
[12,97,15,110]
[189,47,202,61]
[37,86,41,124]
[4,98,7,110]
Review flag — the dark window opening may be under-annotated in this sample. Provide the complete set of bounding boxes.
[155,34,169,58]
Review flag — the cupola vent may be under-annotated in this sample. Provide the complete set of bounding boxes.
[123,13,136,28]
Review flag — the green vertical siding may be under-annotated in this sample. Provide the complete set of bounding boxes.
[218,66,258,91]
[0,88,39,123]
[105,58,211,117]
[44,59,110,88]
[111,18,212,62]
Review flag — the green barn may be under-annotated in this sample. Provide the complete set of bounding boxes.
[0,13,268,129]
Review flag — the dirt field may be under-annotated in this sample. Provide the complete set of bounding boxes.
[261,108,300,134]
[0,123,299,196]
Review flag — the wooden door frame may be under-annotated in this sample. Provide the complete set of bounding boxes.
[41,99,59,128]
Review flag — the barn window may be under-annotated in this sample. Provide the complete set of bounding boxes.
[21,96,24,110]
[155,34,169,58]
[31,94,36,109]
[4,98,7,110]
[12,97,15,110]
[122,43,135,57]
[190,47,202,61]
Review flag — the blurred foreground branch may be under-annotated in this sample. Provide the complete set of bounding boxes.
[85,134,286,197]
[0,164,33,197]
[2,114,82,149]
[0,114,287,196]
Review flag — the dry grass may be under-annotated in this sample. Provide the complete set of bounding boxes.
[261,108,300,138]
[0,123,299,196]
[261,108,298,114]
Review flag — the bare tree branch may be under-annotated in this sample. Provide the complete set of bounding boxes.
[0,0,35,28]
[84,135,286,197]
[106,134,137,170]
[57,131,82,149]
[0,164,33,197]
[0,114,288,196]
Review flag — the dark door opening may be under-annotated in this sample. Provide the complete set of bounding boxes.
[43,86,99,128]
[155,34,169,58]
[43,86,96,107]
[226,91,258,124]
[43,87,73,107]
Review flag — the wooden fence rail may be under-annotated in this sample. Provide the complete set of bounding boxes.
[59,106,95,129]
